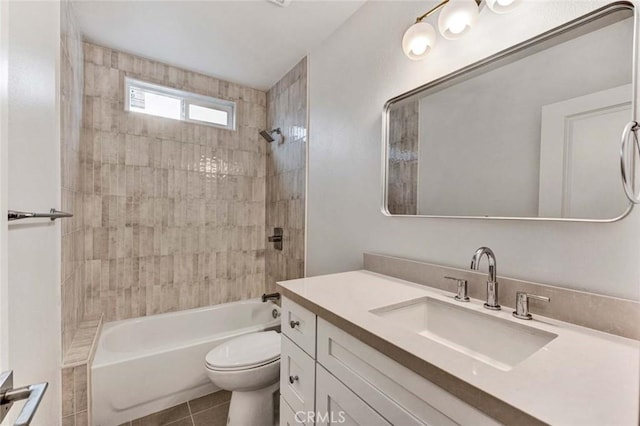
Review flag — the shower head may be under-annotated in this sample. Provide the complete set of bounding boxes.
[259,130,275,143]
[259,128,282,143]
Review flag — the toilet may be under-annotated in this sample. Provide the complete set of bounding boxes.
[205,331,281,426]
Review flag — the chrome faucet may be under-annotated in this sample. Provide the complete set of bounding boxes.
[470,247,501,310]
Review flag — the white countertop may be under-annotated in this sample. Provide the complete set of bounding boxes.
[278,270,640,426]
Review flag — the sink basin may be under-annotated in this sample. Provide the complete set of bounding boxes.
[370,297,557,371]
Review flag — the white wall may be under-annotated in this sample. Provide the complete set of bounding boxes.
[2,1,62,424]
[307,0,640,300]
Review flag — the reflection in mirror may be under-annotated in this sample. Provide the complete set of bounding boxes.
[384,5,636,221]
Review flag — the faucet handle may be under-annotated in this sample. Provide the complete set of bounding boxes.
[444,276,469,302]
[513,291,550,320]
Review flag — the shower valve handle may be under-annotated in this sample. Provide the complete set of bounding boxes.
[268,227,283,251]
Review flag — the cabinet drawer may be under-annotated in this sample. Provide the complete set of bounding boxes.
[316,364,390,426]
[280,397,309,426]
[281,334,315,417]
[282,297,317,357]
[317,318,500,426]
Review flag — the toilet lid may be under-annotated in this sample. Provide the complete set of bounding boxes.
[206,331,281,370]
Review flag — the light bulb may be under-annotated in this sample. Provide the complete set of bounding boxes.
[437,0,479,40]
[410,37,429,55]
[447,14,469,34]
[485,0,521,14]
[402,22,437,60]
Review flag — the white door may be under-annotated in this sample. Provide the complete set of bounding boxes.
[538,84,632,219]
[0,1,62,424]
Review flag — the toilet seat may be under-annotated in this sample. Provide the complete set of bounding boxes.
[205,331,280,371]
[206,357,279,372]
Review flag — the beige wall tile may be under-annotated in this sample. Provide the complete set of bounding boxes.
[61,367,74,417]
[265,57,307,292]
[63,28,306,426]
[68,42,269,323]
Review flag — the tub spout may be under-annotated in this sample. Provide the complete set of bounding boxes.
[261,292,280,303]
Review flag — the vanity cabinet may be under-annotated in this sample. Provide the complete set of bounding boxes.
[315,364,390,426]
[280,396,306,426]
[280,296,497,426]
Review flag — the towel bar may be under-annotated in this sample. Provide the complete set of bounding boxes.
[8,208,73,222]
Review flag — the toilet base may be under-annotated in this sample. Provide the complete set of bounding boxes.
[227,381,279,426]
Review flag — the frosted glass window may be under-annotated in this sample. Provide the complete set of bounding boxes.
[128,88,182,120]
[188,104,228,126]
[125,77,235,130]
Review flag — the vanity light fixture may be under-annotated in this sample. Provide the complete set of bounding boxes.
[402,0,521,60]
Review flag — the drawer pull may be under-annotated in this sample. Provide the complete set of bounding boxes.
[288,375,299,384]
[289,320,300,329]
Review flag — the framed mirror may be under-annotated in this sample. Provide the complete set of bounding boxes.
[383,2,637,221]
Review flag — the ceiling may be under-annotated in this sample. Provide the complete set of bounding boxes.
[71,0,366,91]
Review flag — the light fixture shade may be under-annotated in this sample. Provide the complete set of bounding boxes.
[402,22,437,60]
[485,0,521,14]
[438,0,479,40]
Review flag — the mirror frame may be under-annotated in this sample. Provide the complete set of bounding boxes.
[382,1,637,222]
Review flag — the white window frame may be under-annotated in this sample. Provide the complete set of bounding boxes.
[124,77,236,130]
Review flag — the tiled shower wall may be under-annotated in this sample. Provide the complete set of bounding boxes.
[61,0,85,357]
[387,100,418,215]
[61,3,92,425]
[265,58,307,291]
[61,34,307,425]
[81,42,267,321]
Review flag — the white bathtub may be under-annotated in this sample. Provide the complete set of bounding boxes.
[91,299,281,426]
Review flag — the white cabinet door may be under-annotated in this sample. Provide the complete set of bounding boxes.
[280,397,309,426]
[281,334,316,417]
[315,365,390,426]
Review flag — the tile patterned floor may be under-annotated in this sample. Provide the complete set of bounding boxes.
[118,391,231,426]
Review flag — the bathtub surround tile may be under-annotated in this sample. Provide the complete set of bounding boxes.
[61,0,86,358]
[61,364,92,426]
[62,415,75,426]
[62,367,75,417]
[75,410,89,426]
[75,42,268,324]
[61,4,94,425]
[63,30,307,426]
[74,365,88,412]
[265,57,308,293]
[62,316,102,367]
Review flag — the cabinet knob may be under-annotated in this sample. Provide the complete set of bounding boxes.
[289,320,300,329]
[289,375,299,384]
